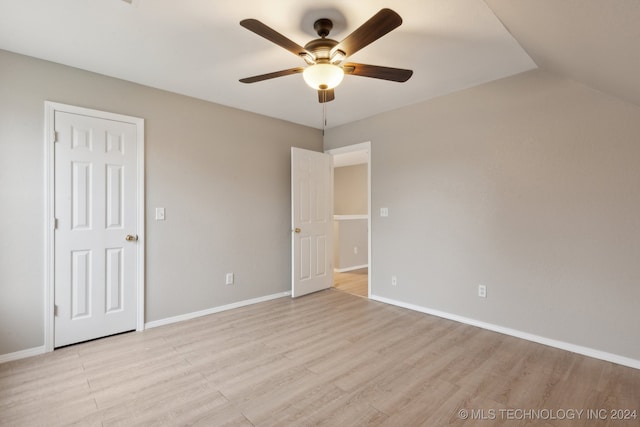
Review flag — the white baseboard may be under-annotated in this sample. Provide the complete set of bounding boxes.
[334,264,368,273]
[145,291,291,329]
[370,294,640,370]
[0,345,46,364]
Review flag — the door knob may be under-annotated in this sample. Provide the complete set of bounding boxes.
[294,228,301,233]
[125,234,138,241]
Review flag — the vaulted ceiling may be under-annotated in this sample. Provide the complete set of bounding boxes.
[0,1,637,129]
[487,0,640,109]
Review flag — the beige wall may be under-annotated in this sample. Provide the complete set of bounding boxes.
[333,164,369,269]
[0,49,322,356]
[334,164,368,215]
[325,69,640,361]
[333,219,368,270]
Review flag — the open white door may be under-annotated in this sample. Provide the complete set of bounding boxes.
[291,147,333,298]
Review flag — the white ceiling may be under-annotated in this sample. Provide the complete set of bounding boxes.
[0,0,536,129]
[333,150,369,168]
[2,1,637,130]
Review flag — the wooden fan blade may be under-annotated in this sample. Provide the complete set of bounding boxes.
[241,19,310,58]
[331,9,402,58]
[239,67,305,83]
[343,63,413,82]
[318,88,335,103]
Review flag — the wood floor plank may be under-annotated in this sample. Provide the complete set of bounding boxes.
[362,348,470,415]
[1,288,638,426]
[294,388,389,426]
[378,378,463,426]
[244,383,348,427]
[101,381,227,427]
[90,359,197,410]
[334,268,368,297]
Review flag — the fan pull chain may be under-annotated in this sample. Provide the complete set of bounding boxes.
[322,103,327,136]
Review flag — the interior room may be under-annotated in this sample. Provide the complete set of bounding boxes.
[1,0,639,425]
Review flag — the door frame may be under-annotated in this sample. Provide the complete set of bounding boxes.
[43,101,145,352]
[325,141,371,298]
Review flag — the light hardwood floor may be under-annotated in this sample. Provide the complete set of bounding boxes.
[1,289,639,426]
[333,268,368,297]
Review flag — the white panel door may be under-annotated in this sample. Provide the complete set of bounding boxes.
[54,111,138,347]
[291,147,333,298]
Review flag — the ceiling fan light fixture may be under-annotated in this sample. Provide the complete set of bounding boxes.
[303,63,344,90]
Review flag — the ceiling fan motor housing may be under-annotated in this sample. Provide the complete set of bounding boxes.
[304,38,338,62]
[314,18,333,37]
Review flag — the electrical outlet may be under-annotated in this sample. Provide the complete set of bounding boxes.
[391,275,397,286]
[478,284,487,298]
[225,273,234,285]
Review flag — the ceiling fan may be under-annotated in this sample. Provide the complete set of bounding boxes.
[239,8,413,103]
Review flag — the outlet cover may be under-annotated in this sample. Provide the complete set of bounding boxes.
[478,284,487,298]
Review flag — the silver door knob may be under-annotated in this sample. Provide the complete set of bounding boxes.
[125,234,138,241]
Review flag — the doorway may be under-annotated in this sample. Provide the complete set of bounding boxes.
[326,142,371,298]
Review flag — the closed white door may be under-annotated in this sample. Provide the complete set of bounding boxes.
[54,111,138,347]
[291,147,333,298]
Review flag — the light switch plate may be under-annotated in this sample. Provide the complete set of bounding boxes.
[155,207,165,221]
[380,207,389,217]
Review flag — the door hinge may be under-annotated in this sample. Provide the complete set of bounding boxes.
[53,131,59,143]
[54,304,58,317]
[54,218,58,229]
